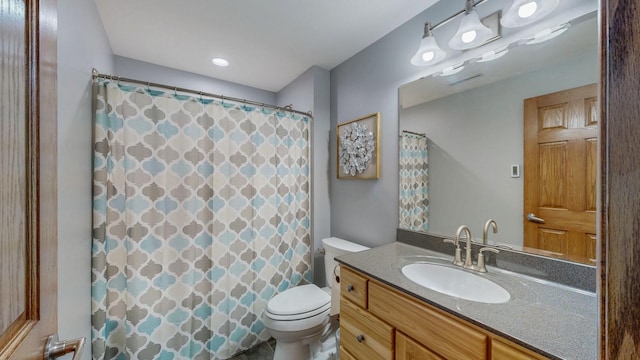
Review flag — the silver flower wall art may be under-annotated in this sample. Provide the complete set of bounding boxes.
[337,112,380,179]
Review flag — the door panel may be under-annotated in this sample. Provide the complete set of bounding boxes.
[0,0,28,338]
[0,0,58,358]
[538,142,566,208]
[523,84,597,265]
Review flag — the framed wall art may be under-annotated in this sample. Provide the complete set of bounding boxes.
[336,112,380,179]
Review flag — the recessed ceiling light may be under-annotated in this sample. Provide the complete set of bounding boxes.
[212,58,229,67]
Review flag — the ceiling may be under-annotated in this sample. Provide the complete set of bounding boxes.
[95,0,438,92]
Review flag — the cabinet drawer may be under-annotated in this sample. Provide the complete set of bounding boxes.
[491,339,546,360]
[341,266,368,308]
[340,296,394,360]
[396,331,444,360]
[369,281,488,360]
[339,346,357,360]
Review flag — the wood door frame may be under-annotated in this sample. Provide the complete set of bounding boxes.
[600,0,640,358]
[0,0,58,357]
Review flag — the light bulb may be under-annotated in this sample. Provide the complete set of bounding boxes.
[422,51,435,62]
[461,30,477,44]
[518,1,538,18]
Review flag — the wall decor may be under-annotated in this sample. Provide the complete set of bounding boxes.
[337,112,380,179]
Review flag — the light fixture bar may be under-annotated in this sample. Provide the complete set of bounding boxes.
[429,0,489,32]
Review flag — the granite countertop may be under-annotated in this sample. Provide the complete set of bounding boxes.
[335,242,597,360]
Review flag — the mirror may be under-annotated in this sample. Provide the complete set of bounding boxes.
[398,0,598,263]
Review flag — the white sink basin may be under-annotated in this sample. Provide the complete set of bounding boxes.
[401,263,510,304]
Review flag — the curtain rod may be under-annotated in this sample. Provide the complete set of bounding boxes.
[91,68,313,119]
[401,130,426,137]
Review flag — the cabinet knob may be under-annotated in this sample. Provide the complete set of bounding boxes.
[356,334,365,343]
[347,284,354,292]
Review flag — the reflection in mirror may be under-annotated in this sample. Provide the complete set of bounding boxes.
[398,0,598,264]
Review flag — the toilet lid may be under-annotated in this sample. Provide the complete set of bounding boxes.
[266,284,331,316]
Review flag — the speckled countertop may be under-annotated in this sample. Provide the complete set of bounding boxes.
[335,242,597,360]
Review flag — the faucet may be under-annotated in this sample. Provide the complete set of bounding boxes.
[444,224,501,272]
[455,225,476,270]
[482,219,498,245]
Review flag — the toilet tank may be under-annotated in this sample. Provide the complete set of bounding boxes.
[322,237,369,287]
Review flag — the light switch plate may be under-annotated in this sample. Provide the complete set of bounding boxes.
[511,164,520,178]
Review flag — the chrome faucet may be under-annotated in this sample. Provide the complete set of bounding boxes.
[482,219,498,245]
[456,225,476,270]
[444,224,500,273]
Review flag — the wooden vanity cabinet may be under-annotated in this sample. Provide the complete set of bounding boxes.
[339,266,548,360]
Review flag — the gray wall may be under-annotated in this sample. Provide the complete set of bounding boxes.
[114,56,276,105]
[277,66,332,286]
[400,52,597,246]
[330,2,455,248]
[57,1,114,358]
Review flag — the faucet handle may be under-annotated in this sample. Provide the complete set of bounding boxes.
[443,238,464,266]
[477,247,499,273]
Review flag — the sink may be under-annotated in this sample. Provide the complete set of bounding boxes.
[401,263,510,304]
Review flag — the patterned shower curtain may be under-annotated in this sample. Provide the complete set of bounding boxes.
[398,132,429,231]
[91,79,311,359]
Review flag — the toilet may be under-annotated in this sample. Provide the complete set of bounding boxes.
[262,237,369,360]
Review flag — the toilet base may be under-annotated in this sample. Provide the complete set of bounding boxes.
[271,317,338,360]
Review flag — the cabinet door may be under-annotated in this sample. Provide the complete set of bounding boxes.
[396,331,444,360]
[369,281,488,360]
[341,266,368,308]
[340,298,394,360]
[340,346,358,360]
[492,339,546,360]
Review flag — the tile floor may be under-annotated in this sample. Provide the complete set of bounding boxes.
[229,339,275,360]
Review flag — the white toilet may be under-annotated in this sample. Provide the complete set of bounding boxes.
[262,237,369,360]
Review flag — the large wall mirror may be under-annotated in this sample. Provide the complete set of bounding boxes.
[398,0,598,265]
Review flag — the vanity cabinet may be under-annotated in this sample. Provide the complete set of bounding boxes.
[339,266,548,360]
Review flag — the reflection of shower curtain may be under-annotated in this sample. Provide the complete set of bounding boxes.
[399,132,429,231]
[91,79,311,359]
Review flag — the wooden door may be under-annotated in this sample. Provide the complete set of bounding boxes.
[0,0,60,358]
[523,84,598,265]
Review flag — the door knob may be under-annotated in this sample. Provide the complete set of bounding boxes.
[526,213,545,224]
[44,334,85,360]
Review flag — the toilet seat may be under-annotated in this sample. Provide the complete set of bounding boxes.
[263,284,331,333]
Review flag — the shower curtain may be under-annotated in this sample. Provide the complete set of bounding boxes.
[91,79,312,359]
[399,132,429,231]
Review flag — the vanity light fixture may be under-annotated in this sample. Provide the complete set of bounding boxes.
[476,46,509,62]
[523,23,570,44]
[439,63,465,76]
[501,0,560,28]
[448,0,494,50]
[411,22,447,66]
